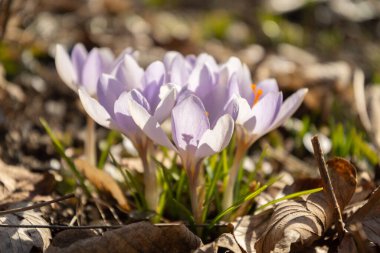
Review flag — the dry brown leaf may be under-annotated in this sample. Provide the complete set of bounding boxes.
[254,193,333,253]
[325,158,357,212]
[74,159,130,211]
[46,221,201,253]
[347,186,380,246]
[338,234,358,253]
[0,209,51,252]
[0,159,48,206]
[0,169,16,202]
[233,209,273,253]
[195,233,242,253]
[234,157,357,253]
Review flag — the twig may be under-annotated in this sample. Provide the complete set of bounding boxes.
[0,223,228,230]
[311,135,346,238]
[0,193,75,216]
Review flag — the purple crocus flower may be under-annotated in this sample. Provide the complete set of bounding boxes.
[55,43,132,96]
[126,92,234,223]
[78,54,177,210]
[221,58,308,211]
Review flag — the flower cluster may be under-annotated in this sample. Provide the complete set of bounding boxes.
[55,44,307,223]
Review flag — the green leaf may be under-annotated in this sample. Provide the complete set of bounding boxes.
[256,187,323,211]
[40,118,90,196]
[208,176,279,228]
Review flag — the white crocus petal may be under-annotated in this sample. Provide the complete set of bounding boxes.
[78,88,112,128]
[117,54,144,90]
[153,85,177,123]
[126,93,177,151]
[235,97,255,127]
[269,88,308,131]
[195,114,234,159]
[55,44,78,91]
[249,92,282,135]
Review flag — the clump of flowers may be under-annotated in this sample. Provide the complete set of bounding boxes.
[55,44,307,223]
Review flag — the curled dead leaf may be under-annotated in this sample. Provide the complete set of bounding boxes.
[347,187,380,246]
[254,193,333,253]
[46,221,201,253]
[0,209,51,252]
[234,157,357,253]
[195,233,242,253]
[233,209,273,253]
[74,159,130,211]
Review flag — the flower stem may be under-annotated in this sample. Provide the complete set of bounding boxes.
[222,141,248,212]
[139,143,160,212]
[183,160,205,224]
[85,115,96,166]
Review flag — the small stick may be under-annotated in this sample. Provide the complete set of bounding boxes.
[0,193,75,216]
[0,223,228,230]
[311,135,345,237]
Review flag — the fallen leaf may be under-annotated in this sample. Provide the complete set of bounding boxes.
[46,221,201,253]
[338,234,358,253]
[74,159,130,211]
[234,157,357,253]
[0,159,49,206]
[325,158,357,212]
[347,186,380,246]
[195,233,242,253]
[233,209,273,253]
[254,193,333,253]
[0,209,51,252]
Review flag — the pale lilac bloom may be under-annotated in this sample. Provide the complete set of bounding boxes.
[55,43,133,96]
[78,54,176,210]
[221,57,308,210]
[126,92,234,222]
[78,54,176,144]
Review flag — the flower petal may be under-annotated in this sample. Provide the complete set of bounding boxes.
[257,78,279,97]
[78,88,112,128]
[195,114,234,159]
[55,44,78,91]
[187,62,215,99]
[248,92,282,136]
[153,84,177,123]
[82,48,104,95]
[143,61,166,109]
[269,88,308,130]
[126,90,177,150]
[115,54,144,90]
[70,43,87,81]
[113,91,142,136]
[172,95,210,152]
[97,74,125,117]
[236,97,255,127]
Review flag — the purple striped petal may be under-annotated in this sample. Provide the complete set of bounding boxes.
[126,90,177,150]
[115,54,144,90]
[70,43,87,82]
[172,95,210,152]
[82,48,104,95]
[195,114,234,159]
[269,88,308,130]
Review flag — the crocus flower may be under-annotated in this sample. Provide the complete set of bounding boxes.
[55,43,132,96]
[126,92,234,223]
[78,54,177,211]
[55,43,133,166]
[222,59,308,210]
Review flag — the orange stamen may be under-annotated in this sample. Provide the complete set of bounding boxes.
[250,83,263,107]
[205,111,209,117]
